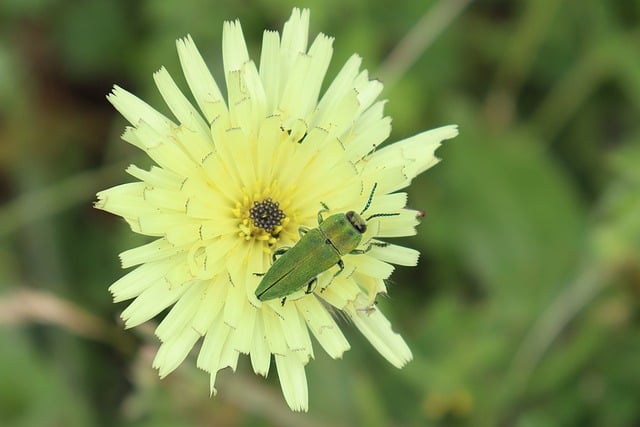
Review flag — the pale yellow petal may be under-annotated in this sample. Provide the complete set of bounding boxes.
[222,19,249,74]
[153,328,200,378]
[250,312,271,376]
[191,278,228,335]
[197,313,230,372]
[365,124,458,191]
[107,85,173,132]
[352,272,387,298]
[373,210,420,238]
[296,296,350,359]
[366,192,408,217]
[346,112,391,162]
[155,281,207,341]
[164,222,202,246]
[259,30,281,113]
[176,35,227,122]
[313,54,361,128]
[153,67,210,137]
[275,352,308,412]
[239,60,268,130]
[228,303,257,354]
[354,70,383,115]
[125,164,183,190]
[109,260,173,302]
[345,304,413,368]
[172,125,216,169]
[120,279,191,328]
[223,281,246,330]
[119,239,184,268]
[123,121,199,178]
[279,33,333,120]
[344,254,394,280]
[218,336,241,372]
[262,307,288,356]
[278,302,313,362]
[368,243,420,267]
[318,276,360,310]
[280,8,310,66]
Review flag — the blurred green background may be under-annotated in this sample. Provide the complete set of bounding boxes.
[1,0,640,426]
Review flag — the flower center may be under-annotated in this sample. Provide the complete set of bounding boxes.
[233,183,295,252]
[250,198,285,232]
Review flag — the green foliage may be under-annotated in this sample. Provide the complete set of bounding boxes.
[1,0,640,425]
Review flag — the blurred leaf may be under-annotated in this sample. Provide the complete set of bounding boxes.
[421,130,586,308]
[53,0,134,78]
[0,329,93,426]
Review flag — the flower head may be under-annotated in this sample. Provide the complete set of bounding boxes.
[96,8,457,411]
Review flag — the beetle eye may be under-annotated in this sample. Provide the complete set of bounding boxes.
[346,211,367,234]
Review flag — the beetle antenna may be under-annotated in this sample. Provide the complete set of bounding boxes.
[366,212,400,221]
[360,183,378,215]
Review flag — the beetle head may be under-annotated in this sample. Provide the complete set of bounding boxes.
[346,211,367,234]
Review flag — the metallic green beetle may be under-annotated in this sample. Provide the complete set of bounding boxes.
[255,183,396,304]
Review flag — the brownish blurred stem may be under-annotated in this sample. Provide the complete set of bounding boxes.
[0,288,136,355]
[377,0,473,90]
[483,0,562,130]
[508,265,611,392]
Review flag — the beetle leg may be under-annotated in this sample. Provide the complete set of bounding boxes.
[298,226,310,237]
[305,277,318,294]
[320,260,345,293]
[349,248,369,255]
[350,241,389,255]
[272,246,291,263]
[317,202,330,224]
[280,296,287,306]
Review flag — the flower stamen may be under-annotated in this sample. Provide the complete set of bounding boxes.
[250,198,285,232]
[234,187,292,251]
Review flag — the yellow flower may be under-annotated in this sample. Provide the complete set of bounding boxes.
[96,8,457,411]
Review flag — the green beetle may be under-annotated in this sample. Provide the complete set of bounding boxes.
[255,183,396,304]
